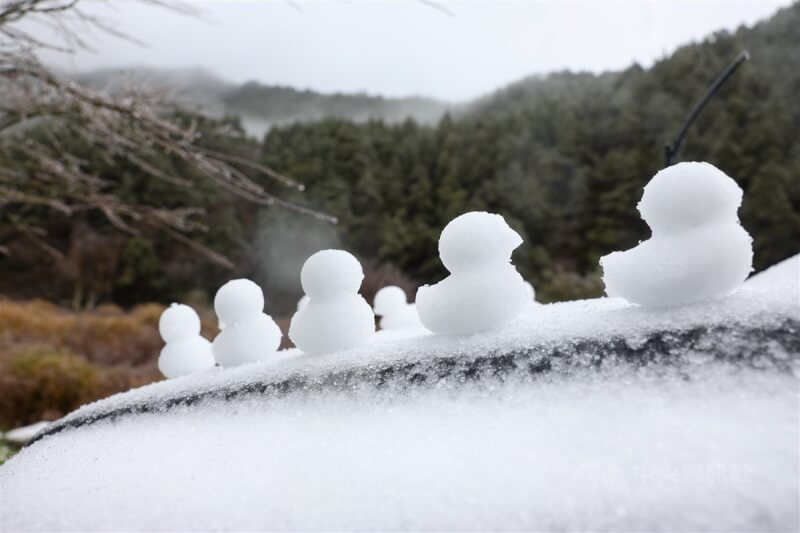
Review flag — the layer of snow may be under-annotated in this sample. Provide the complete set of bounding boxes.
[1,255,798,530]
[746,254,799,288]
[1,367,797,531]
[2,422,50,445]
[601,162,753,307]
[32,256,799,431]
[417,212,528,334]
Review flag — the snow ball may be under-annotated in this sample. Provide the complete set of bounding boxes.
[214,279,264,325]
[289,295,375,355]
[301,249,363,299]
[297,295,310,312]
[601,162,753,307]
[158,336,215,379]
[638,162,743,235]
[290,249,374,355]
[158,303,201,343]
[212,313,282,367]
[373,286,408,316]
[439,211,523,272]
[524,281,536,301]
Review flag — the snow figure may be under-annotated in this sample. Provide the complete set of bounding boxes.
[373,286,422,330]
[212,279,282,367]
[600,162,753,307]
[289,249,375,355]
[416,211,529,335]
[158,303,215,378]
[297,295,310,312]
[523,281,540,304]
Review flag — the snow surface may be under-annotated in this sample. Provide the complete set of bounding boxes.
[290,249,375,355]
[1,422,50,445]
[0,256,797,531]
[417,212,528,334]
[1,367,797,531]
[746,254,799,289]
[601,162,753,307]
[28,256,800,431]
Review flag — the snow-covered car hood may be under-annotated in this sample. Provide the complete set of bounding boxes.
[1,256,798,532]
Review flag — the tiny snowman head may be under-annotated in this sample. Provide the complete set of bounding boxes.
[159,303,201,343]
[439,211,523,272]
[638,162,743,235]
[214,279,264,326]
[301,249,363,300]
[373,286,407,316]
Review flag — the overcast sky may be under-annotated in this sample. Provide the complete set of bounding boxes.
[36,0,791,101]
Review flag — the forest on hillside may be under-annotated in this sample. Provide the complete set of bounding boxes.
[1,4,798,316]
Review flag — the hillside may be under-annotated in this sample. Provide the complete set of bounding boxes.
[75,67,452,138]
[257,2,800,301]
[5,4,797,313]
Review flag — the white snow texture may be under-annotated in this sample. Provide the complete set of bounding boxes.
[601,162,753,307]
[212,279,281,367]
[289,249,375,355]
[417,211,529,335]
[373,286,422,330]
[1,254,797,532]
[1,368,797,532]
[157,304,214,378]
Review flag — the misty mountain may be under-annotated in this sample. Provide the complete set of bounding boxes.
[465,2,797,123]
[75,67,452,138]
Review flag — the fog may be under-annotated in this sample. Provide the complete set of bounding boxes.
[34,0,790,101]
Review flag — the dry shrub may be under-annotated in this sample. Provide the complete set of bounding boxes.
[537,268,605,303]
[0,299,172,428]
[0,299,176,366]
[131,303,165,326]
[0,343,162,429]
[0,344,100,428]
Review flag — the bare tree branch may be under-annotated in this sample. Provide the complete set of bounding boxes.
[0,0,334,269]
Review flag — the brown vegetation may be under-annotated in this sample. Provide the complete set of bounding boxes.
[0,298,220,429]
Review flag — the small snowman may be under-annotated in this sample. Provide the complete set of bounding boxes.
[289,249,375,355]
[373,286,422,330]
[523,281,539,304]
[416,211,529,335]
[297,294,310,312]
[212,279,282,367]
[600,162,753,307]
[158,303,215,379]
